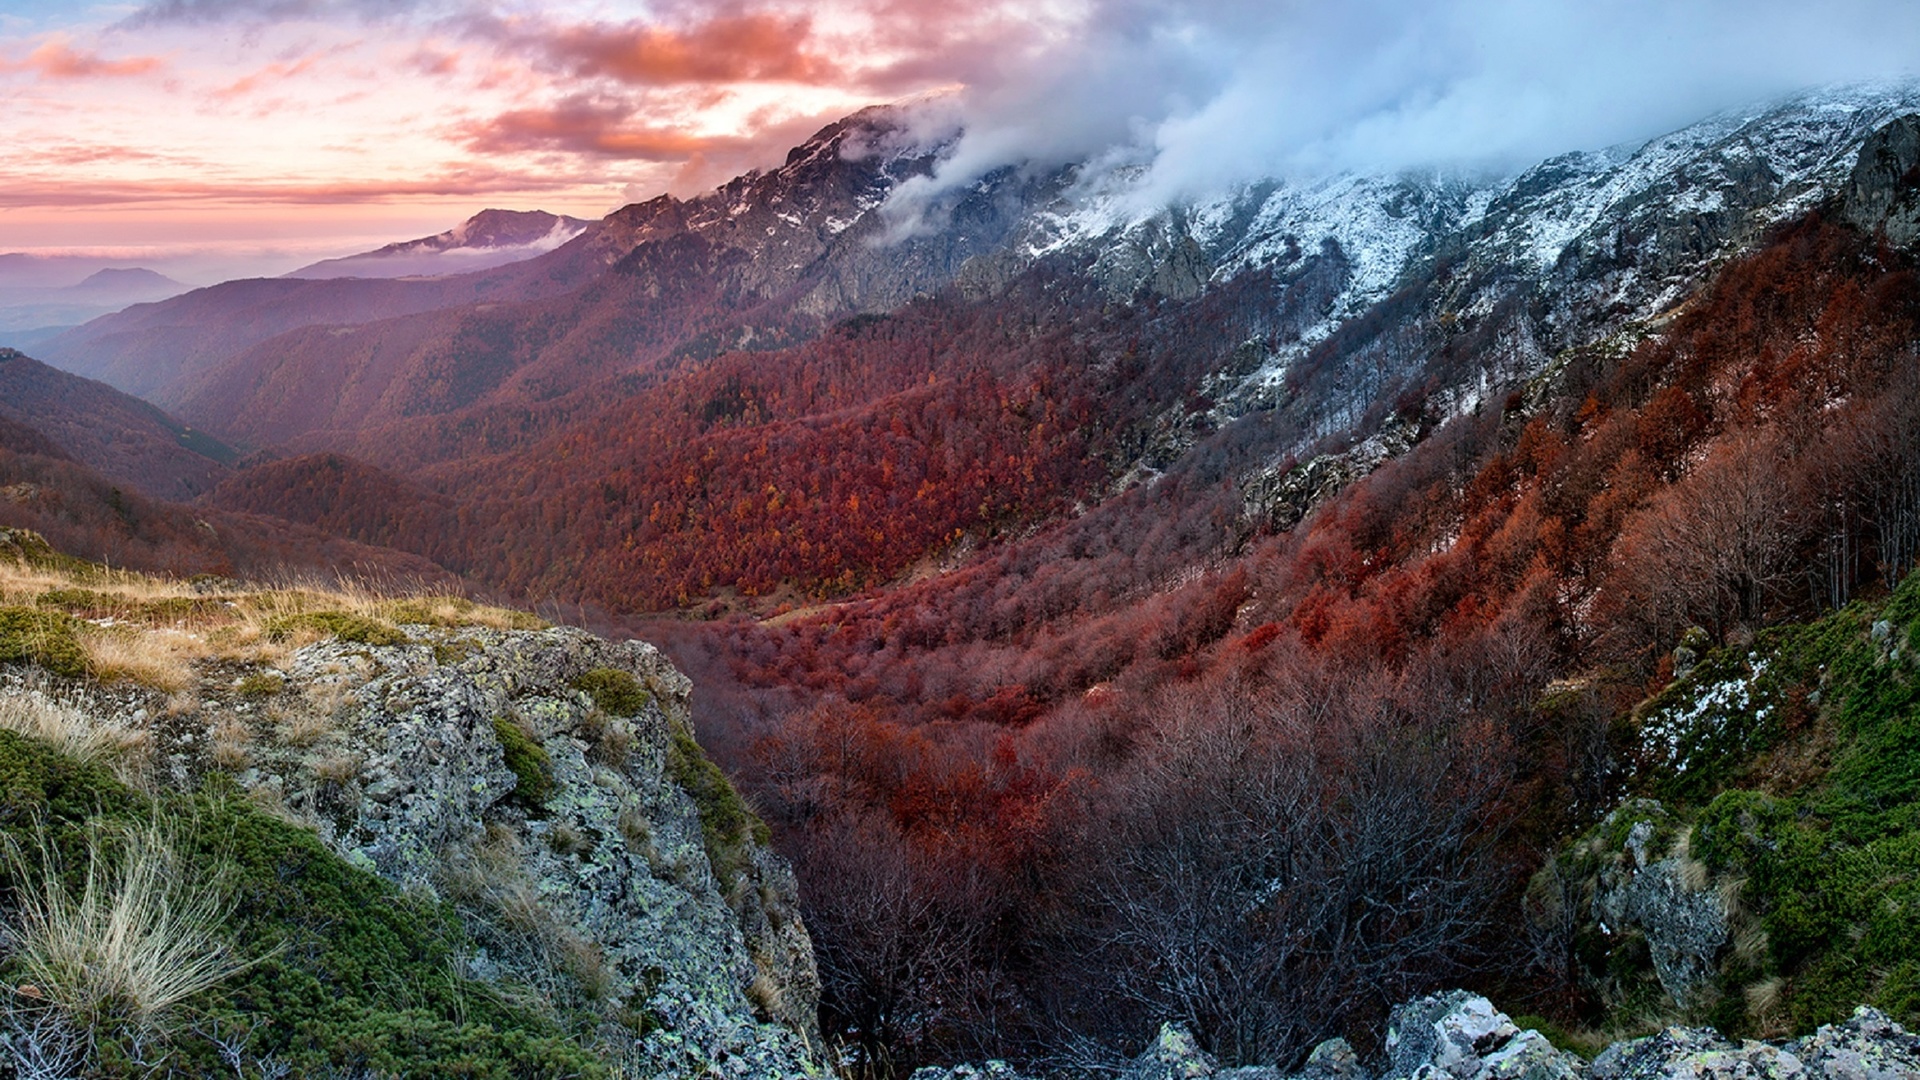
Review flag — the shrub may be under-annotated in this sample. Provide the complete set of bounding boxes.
[380,596,546,631]
[0,606,88,677]
[234,672,284,698]
[492,716,554,808]
[571,668,651,716]
[665,720,768,888]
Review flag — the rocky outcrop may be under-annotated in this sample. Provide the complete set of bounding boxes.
[910,994,1920,1080]
[220,623,823,1077]
[1383,992,1582,1080]
[1589,805,1729,1011]
[1843,114,1920,248]
[1591,1006,1920,1079]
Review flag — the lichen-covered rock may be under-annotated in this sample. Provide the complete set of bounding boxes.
[1788,1006,1920,1079]
[1287,1038,1368,1080]
[1588,1007,1920,1079]
[907,1061,1034,1080]
[1383,992,1583,1080]
[1587,1025,1759,1079]
[242,623,822,1077]
[1589,803,1728,1010]
[1121,1022,1222,1080]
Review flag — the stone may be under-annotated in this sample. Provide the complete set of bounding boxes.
[1295,1037,1368,1080]
[1120,1022,1221,1080]
[1788,1006,1920,1080]
[1592,805,1728,1010]
[1383,991,1582,1080]
[908,1062,1033,1080]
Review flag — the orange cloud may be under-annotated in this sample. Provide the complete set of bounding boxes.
[456,96,737,161]
[548,13,838,85]
[469,11,841,88]
[0,171,597,210]
[216,53,328,98]
[3,39,165,80]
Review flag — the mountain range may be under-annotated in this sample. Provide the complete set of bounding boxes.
[8,80,1920,1073]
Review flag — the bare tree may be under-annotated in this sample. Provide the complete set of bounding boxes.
[1609,427,1802,646]
[1073,671,1511,1068]
[794,809,989,1079]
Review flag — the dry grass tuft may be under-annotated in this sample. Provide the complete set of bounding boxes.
[746,968,785,1019]
[0,681,148,779]
[1745,976,1787,1035]
[209,718,252,770]
[79,627,196,693]
[4,820,247,1032]
[309,751,363,785]
[275,704,335,749]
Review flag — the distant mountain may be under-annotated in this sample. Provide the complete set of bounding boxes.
[0,253,129,290]
[0,346,232,500]
[285,209,592,280]
[34,238,604,403]
[70,266,179,294]
[0,263,186,339]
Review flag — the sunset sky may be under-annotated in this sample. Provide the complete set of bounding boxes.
[4,0,1918,282]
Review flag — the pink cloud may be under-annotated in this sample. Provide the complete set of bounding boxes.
[470,10,841,88]
[3,39,165,80]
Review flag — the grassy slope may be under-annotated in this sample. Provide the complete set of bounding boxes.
[1566,569,1920,1039]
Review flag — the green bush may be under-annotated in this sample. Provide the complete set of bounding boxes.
[571,667,651,715]
[0,604,88,677]
[264,610,408,647]
[380,596,546,630]
[665,720,769,888]
[234,672,284,698]
[492,716,554,808]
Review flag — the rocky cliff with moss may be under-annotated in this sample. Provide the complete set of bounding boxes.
[1522,568,1920,1045]
[0,527,822,1077]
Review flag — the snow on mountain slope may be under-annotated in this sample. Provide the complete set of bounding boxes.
[286,209,593,280]
[1031,82,1920,418]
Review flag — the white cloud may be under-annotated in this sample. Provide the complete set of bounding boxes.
[899,0,1920,212]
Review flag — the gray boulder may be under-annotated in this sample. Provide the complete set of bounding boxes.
[1120,1023,1222,1080]
[1592,806,1729,1010]
[1383,991,1583,1080]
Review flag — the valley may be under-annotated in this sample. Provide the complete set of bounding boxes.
[6,69,1920,1078]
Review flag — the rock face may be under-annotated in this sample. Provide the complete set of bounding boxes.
[1590,806,1729,1010]
[1843,114,1920,248]
[236,623,823,1077]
